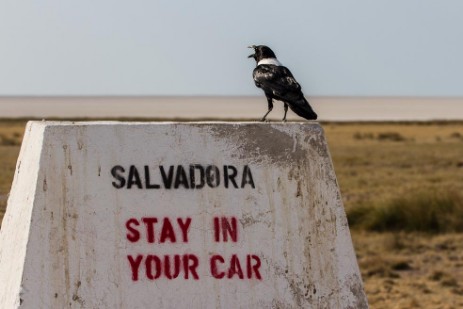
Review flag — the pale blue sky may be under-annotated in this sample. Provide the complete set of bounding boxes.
[0,1,462,96]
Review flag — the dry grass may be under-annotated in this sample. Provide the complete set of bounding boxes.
[347,190,463,233]
[354,232,463,308]
[323,122,463,308]
[324,122,463,214]
[1,119,463,308]
[0,120,24,219]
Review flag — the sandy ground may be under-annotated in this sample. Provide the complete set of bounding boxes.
[1,96,463,121]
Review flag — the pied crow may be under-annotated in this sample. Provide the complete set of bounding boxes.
[248,45,317,121]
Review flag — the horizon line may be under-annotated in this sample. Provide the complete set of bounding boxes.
[1,95,463,99]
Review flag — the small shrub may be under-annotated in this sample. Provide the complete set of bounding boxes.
[0,134,20,146]
[429,270,445,281]
[391,260,412,271]
[376,132,406,142]
[345,204,371,227]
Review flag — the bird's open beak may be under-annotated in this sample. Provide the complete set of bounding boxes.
[247,45,256,59]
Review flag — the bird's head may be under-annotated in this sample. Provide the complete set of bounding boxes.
[248,45,277,63]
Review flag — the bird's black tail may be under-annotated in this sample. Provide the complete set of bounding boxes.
[289,98,318,120]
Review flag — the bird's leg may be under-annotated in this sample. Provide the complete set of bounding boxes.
[261,98,273,122]
[282,103,288,122]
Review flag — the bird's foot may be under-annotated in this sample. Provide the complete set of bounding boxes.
[282,118,287,123]
[260,117,269,122]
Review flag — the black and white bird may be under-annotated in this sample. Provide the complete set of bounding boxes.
[248,45,317,121]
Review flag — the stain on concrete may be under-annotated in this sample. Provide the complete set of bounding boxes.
[72,280,84,306]
[208,124,319,166]
[240,210,271,229]
[348,274,369,309]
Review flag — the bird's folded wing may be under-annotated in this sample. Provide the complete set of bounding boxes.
[253,65,302,101]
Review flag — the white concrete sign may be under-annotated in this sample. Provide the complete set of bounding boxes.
[0,122,367,308]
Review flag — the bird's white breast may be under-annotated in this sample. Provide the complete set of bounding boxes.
[257,58,282,66]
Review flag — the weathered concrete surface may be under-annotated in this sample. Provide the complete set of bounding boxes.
[0,122,368,308]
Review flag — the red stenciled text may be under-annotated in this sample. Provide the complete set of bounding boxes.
[128,254,199,281]
[210,254,262,280]
[214,217,238,242]
[125,216,262,281]
[126,217,192,243]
